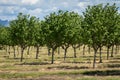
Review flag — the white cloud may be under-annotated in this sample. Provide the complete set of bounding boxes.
[19,8,28,13]
[28,8,42,16]
[21,0,39,5]
[52,7,58,11]
[0,15,16,21]
[0,0,120,21]
[44,7,58,13]
[118,10,120,13]
[7,7,15,14]
[0,6,18,15]
[73,9,79,13]
[0,0,19,4]
[0,8,3,13]
[77,2,89,9]
[62,2,68,7]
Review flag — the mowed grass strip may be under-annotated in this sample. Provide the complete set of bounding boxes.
[0,70,84,79]
[0,70,120,80]
[0,46,120,80]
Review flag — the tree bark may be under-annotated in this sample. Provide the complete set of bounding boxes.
[17,46,19,55]
[99,46,102,63]
[5,45,8,54]
[115,45,118,54]
[8,45,10,55]
[83,45,85,55]
[62,45,69,61]
[64,48,68,61]
[111,45,114,57]
[13,46,16,59]
[107,47,110,60]
[88,45,91,54]
[36,46,39,59]
[51,48,55,64]
[93,49,97,69]
[73,47,77,58]
[72,45,80,58]
[48,47,51,56]
[20,47,24,62]
[27,46,30,55]
[118,45,120,54]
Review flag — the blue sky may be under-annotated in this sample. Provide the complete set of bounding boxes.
[0,0,120,21]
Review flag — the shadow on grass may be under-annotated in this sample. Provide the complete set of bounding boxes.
[17,62,50,65]
[113,57,120,59]
[64,61,91,64]
[109,60,120,63]
[82,70,120,76]
[58,57,75,59]
[47,65,89,70]
[107,64,120,68]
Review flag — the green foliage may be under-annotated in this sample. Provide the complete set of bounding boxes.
[62,11,83,46]
[0,3,120,67]
[83,3,119,48]
[27,16,45,47]
[10,13,30,48]
[42,11,64,49]
[42,10,83,49]
[103,3,120,47]
[83,3,120,68]
[83,4,106,49]
[0,27,9,49]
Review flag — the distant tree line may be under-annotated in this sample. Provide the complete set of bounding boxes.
[0,3,120,68]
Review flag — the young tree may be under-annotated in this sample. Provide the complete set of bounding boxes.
[103,3,120,60]
[83,4,107,68]
[42,11,64,64]
[68,12,83,58]
[10,13,30,62]
[57,11,83,60]
[34,20,45,59]
[83,3,119,68]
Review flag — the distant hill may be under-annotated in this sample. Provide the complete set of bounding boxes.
[0,19,9,26]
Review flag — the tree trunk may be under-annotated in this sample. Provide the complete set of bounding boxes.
[99,46,102,63]
[36,46,39,59]
[21,48,24,62]
[58,47,60,55]
[27,46,30,55]
[17,46,19,55]
[88,46,91,54]
[115,45,118,54]
[118,45,120,54]
[79,46,80,50]
[107,47,110,60]
[111,45,114,57]
[51,48,55,64]
[48,47,51,56]
[83,45,85,55]
[5,45,8,54]
[93,49,97,69]
[73,47,77,58]
[8,46,10,55]
[64,48,67,61]
[62,45,69,61]
[13,46,16,59]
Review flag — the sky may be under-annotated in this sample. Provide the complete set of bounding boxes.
[0,0,120,21]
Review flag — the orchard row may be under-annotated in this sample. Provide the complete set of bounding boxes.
[0,3,120,68]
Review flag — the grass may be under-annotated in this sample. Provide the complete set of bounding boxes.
[0,70,83,79]
[0,46,120,80]
[77,77,120,80]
